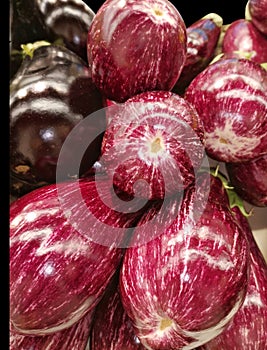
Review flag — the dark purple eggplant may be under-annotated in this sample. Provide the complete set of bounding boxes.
[10,44,105,197]
[35,0,95,62]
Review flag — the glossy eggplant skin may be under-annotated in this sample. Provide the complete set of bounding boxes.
[119,172,249,349]
[226,154,267,207]
[199,208,267,350]
[10,308,94,350]
[90,272,146,350]
[222,18,267,63]
[35,0,95,62]
[10,44,105,197]
[172,13,222,96]
[10,0,95,79]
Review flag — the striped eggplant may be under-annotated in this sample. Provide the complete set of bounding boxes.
[35,0,95,61]
[86,0,187,102]
[172,13,223,96]
[199,207,267,349]
[185,57,267,163]
[246,0,267,35]
[226,153,267,207]
[9,176,143,336]
[90,271,146,349]
[10,308,94,350]
[222,18,267,63]
[101,90,205,200]
[119,172,249,349]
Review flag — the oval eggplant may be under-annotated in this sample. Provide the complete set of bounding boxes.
[10,44,105,197]
[101,90,205,200]
[185,57,267,163]
[10,175,142,335]
[35,0,95,62]
[87,0,187,102]
[90,271,145,349]
[222,18,267,63]
[172,13,223,96]
[119,172,249,349]
[246,0,267,36]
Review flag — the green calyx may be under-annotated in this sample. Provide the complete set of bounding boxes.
[10,38,65,60]
[20,40,51,58]
[210,165,252,217]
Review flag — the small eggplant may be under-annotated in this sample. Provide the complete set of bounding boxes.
[172,13,223,96]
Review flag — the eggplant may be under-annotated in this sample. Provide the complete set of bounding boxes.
[10,308,94,350]
[172,13,223,96]
[199,207,267,349]
[10,176,143,336]
[119,172,250,349]
[226,153,267,207]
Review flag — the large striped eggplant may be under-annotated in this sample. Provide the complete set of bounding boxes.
[185,57,267,163]
[10,307,94,350]
[198,207,267,349]
[119,172,249,349]
[10,176,142,336]
[87,0,187,102]
[101,90,205,200]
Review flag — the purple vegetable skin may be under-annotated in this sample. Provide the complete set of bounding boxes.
[173,13,222,96]
[9,176,143,335]
[247,0,267,35]
[119,173,249,349]
[199,207,267,349]
[226,153,267,207]
[222,18,267,63]
[90,272,146,349]
[185,57,267,163]
[10,308,94,350]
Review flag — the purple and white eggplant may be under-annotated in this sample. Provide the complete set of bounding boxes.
[222,18,267,63]
[101,90,205,200]
[119,172,249,349]
[246,0,267,36]
[172,13,223,96]
[9,176,143,336]
[87,0,187,102]
[90,272,145,349]
[10,308,94,350]
[226,153,267,207]
[199,207,267,349]
[185,57,267,163]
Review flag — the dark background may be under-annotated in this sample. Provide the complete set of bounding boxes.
[85,0,248,27]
